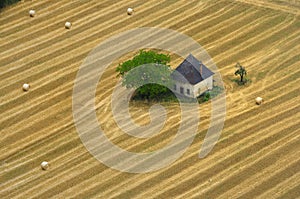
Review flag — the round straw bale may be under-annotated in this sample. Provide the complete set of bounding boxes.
[22,83,30,91]
[255,97,263,105]
[127,8,134,15]
[65,21,72,29]
[29,10,36,17]
[41,161,49,170]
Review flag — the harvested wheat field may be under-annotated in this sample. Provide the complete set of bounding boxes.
[1,0,300,198]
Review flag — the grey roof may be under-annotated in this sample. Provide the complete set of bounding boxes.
[172,54,214,85]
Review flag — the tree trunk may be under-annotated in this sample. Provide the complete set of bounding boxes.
[241,75,244,83]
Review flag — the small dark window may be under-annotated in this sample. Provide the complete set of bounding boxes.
[174,84,177,90]
[180,87,184,94]
[187,89,190,95]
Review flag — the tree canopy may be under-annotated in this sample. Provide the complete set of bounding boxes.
[116,50,173,101]
[0,0,19,9]
[234,62,247,83]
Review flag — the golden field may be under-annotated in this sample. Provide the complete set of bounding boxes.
[0,0,299,198]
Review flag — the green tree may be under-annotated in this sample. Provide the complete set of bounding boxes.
[116,50,173,101]
[0,0,20,9]
[234,62,247,83]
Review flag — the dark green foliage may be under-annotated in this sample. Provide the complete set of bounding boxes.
[116,50,172,101]
[197,92,210,103]
[0,0,20,9]
[116,50,170,76]
[132,87,178,103]
[203,92,211,102]
[234,62,247,84]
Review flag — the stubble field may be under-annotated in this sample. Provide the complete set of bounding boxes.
[0,0,299,198]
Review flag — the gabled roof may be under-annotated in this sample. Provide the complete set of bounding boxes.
[172,54,214,85]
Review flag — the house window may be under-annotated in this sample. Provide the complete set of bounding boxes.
[180,87,184,94]
[187,89,190,95]
[174,84,177,91]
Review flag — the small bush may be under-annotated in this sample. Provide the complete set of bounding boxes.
[203,92,211,102]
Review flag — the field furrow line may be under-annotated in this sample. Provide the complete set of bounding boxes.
[212,14,294,61]
[215,132,300,198]
[257,172,300,199]
[108,109,300,198]
[0,0,195,82]
[0,0,138,59]
[237,158,300,199]
[0,0,55,26]
[51,99,298,197]
[0,0,131,56]
[235,0,300,15]
[0,0,78,32]
[157,121,298,198]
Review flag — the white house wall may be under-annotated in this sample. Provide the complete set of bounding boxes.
[173,76,213,98]
[173,81,194,97]
[193,76,213,97]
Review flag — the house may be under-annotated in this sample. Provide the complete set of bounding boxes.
[172,54,214,98]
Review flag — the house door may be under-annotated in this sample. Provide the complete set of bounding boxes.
[180,87,184,94]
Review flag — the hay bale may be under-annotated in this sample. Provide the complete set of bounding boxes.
[29,10,36,17]
[127,8,134,15]
[65,22,72,29]
[22,83,30,91]
[41,161,49,170]
[255,97,263,105]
